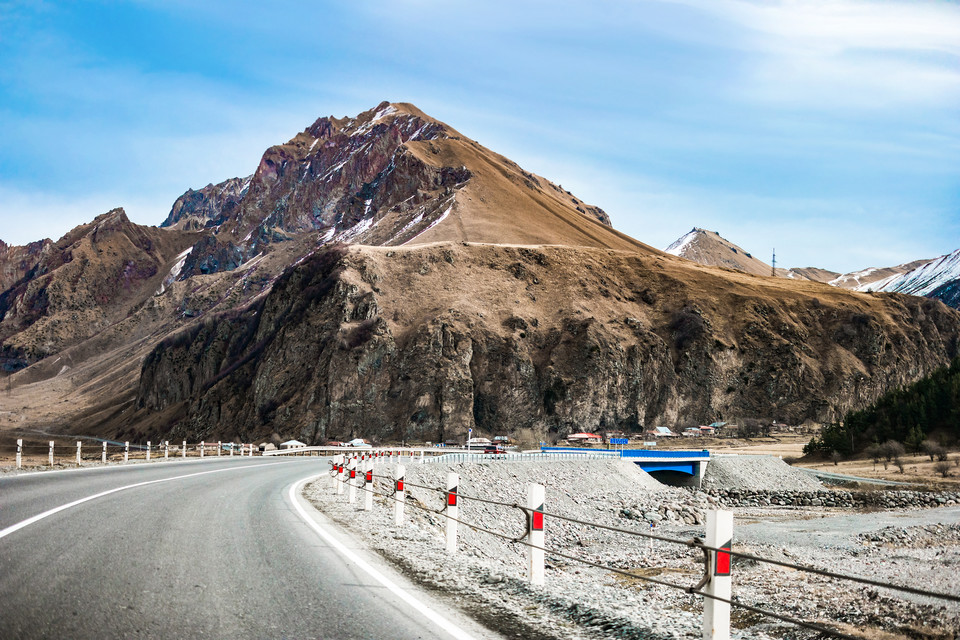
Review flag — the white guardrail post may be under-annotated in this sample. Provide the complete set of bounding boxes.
[48,441,54,466]
[395,463,405,526]
[330,455,341,491]
[102,441,107,464]
[76,441,82,465]
[528,483,545,585]
[146,441,151,461]
[182,440,187,458]
[229,442,234,457]
[124,441,129,463]
[703,510,733,640]
[164,441,169,460]
[446,472,458,554]
[16,438,22,469]
[364,459,374,511]
[217,441,222,456]
[335,457,344,495]
[200,441,205,458]
[348,458,357,504]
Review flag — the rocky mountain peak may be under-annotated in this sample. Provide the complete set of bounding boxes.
[160,101,638,282]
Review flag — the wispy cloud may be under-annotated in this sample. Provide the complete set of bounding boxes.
[664,0,960,108]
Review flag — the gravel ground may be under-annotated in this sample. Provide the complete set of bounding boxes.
[702,455,825,492]
[304,457,959,640]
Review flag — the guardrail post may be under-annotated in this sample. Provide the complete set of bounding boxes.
[16,439,22,469]
[124,441,129,463]
[446,473,458,554]
[703,510,733,640]
[200,441,205,458]
[102,441,107,463]
[419,449,425,464]
[49,441,54,466]
[364,461,374,511]
[146,441,151,461]
[229,442,234,457]
[336,457,345,495]
[164,441,169,460]
[330,455,341,491]
[348,459,357,504]
[216,441,220,456]
[528,483,545,585]
[76,441,82,465]
[395,464,406,526]
[182,440,187,458]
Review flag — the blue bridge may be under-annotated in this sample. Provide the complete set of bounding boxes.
[540,447,710,484]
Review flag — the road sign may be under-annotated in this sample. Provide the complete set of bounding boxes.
[610,438,628,445]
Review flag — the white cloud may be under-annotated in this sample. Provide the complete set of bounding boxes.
[665,0,960,108]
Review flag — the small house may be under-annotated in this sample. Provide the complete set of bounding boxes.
[280,439,307,449]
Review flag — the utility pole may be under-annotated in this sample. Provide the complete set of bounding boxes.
[771,248,776,277]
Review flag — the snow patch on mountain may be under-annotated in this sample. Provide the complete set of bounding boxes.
[665,229,699,257]
[866,249,960,297]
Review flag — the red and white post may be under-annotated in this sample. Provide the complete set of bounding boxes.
[527,483,545,586]
[348,458,357,504]
[336,458,345,495]
[363,461,374,511]
[703,510,733,640]
[445,472,458,554]
[394,464,406,526]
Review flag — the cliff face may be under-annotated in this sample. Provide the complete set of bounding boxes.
[135,243,960,444]
[0,209,200,368]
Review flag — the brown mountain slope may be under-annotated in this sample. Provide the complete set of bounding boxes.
[0,209,201,371]
[128,243,960,445]
[665,228,785,277]
[162,102,651,281]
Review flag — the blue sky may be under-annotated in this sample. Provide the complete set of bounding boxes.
[1,0,958,273]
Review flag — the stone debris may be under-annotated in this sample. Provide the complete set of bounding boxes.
[702,455,825,491]
[304,457,960,640]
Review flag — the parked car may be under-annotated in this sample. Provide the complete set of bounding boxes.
[483,444,507,454]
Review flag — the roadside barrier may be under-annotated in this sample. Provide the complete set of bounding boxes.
[324,452,960,640]
[5,438,262,470]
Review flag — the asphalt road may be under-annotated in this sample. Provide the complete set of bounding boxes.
[0,457,499,639]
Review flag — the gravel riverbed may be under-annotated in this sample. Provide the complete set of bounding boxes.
[304,456,960,640]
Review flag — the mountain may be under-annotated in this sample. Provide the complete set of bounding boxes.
[829,260,932,291]
[162,101,647,280]
[863,249,960,308]
[662,228,952,308]
[3,103,960,445]
[133,242,960,445]
[665,228,775,277]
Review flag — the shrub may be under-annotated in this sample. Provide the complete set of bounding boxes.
[934,460,952,478]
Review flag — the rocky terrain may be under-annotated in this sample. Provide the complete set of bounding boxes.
[1,102,959,448]
[664,228,957,310]
[304,456,960,640]
[133,240,960,446]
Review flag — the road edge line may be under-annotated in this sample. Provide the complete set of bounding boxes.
[289,475,478,640]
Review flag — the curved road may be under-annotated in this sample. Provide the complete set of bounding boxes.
[0,457,501,639]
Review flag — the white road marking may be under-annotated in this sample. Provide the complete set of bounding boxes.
[289,475,478,640]
[0,461,294,541]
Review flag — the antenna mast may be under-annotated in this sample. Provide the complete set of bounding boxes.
[771,248,776,277]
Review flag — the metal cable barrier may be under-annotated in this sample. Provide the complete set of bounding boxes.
[322,456,959,640]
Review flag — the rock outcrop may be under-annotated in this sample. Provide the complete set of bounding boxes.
[135,242,960,445]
